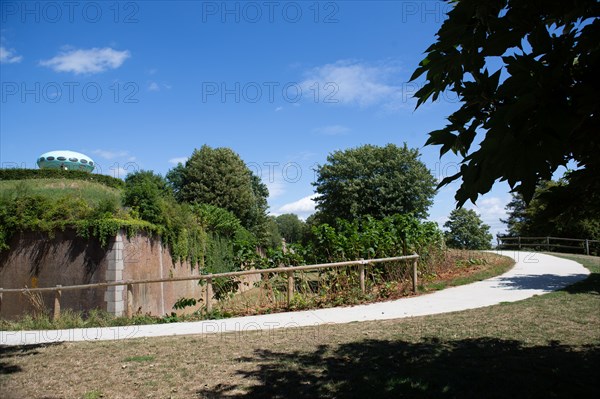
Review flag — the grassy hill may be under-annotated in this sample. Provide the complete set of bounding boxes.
[0,178,123,206]
[0,174,136,251]
[0,171,238,270]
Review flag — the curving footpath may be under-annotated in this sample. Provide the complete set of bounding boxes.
[0,251,591,346]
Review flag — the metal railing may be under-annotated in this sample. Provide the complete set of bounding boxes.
[496,236,599,255]
[0,254,419,320]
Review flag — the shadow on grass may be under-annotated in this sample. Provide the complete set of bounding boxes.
[562,273,600,295]
[495,273,590,291]
[197,338,600,398]
[0,343,61,375]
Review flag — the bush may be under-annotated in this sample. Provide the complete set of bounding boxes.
[304,214,444,263]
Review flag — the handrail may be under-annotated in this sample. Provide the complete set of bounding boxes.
[0,255,418,294]
[0,254,420,319]
[496,235,598,255]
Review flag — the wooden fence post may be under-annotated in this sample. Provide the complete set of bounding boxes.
[126,283,133,318]
[287,270,294,306]
[412,258,418,293]
[1,289,4,316]
[53,285,62,321]
[206,278,213,312]
[358,259,365,294]
[585,239,590,256]
[518,237,522,250]
[546,237,550,251]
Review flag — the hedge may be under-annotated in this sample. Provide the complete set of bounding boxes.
[0,169,125,189]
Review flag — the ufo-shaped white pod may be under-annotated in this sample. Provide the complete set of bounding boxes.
[37,150,95,173]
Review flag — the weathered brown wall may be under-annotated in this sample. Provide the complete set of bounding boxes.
[0,229,205,319]
[0,230,109,319]
[120,231,204,316]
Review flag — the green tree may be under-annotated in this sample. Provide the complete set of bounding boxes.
[501,193,528,237]
[411,0,600,206]
[166,162,186,201]
[502,177,600,240]
[265,216,283,249]
[247,174,270,244]
[313,143,437,223]
[444,208,493,250]
[123,170,172,225]
[275,213,306,244]
[168,145,269,235]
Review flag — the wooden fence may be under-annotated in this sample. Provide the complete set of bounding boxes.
[496,236,599,256]
[0,254,419,321]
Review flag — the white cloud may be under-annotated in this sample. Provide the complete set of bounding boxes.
[313,125,350,136]
[301,60,402,108]
[258,169,287,199]
[277,195,317,217]
[168,157,188,165]
[265,179,286,199]
[466,196,510,237]
[148,81,172,92]
[0,46,22,64]
[275,106,283,112]
[40,47,130,74]
[93,149,134,160]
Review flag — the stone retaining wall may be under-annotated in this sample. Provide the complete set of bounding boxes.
[0,230,211,319]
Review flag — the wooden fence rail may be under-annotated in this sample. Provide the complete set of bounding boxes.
[0,254,419,320]
[497,236,599,256]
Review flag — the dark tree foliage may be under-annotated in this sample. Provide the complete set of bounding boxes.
[412,0,600,206]
[313,144,437,223]
[502,176,600,240]
[444,208,493,250]
[501,193,528,237]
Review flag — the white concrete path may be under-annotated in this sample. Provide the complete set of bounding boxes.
[0,251,590,346]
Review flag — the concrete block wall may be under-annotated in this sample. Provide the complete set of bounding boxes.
[104,232,125,316]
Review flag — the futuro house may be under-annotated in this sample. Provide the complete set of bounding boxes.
[37,150,95,173]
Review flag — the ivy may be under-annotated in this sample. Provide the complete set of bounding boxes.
[0,192,223,271]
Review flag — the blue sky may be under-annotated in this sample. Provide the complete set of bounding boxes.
[1,1,517,238]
